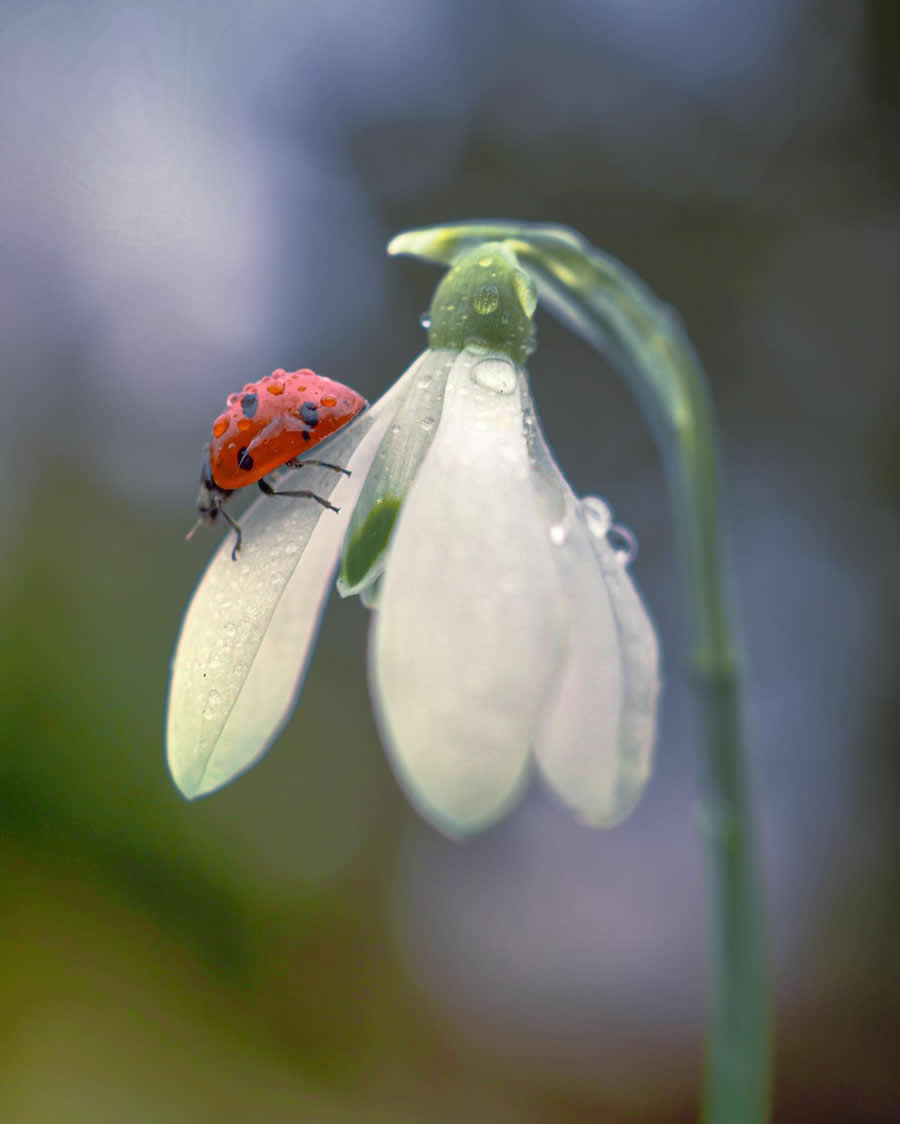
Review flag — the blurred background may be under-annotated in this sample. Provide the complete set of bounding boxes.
[2,0,898,1120]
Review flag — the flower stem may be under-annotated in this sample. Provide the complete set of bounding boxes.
[391,222,771,1123]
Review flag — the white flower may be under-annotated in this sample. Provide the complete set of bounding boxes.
[166,246,661,837]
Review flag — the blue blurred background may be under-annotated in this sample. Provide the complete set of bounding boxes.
[2,1,898,1120]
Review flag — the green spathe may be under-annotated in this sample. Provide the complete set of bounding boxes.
[340,494,402,591]
[427,243,537,365]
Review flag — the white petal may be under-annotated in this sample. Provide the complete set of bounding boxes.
[336,349,455,598]
[166,370,414,799]
[584,504,661,818]
[360,574,383,610]
[533,476,661,825]
[370,349,567,836]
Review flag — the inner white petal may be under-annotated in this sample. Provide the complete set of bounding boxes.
[337,349,455,598]
[166,368,414,799]
[370,349,567,837]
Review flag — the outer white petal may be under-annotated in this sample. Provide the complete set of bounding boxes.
[532,453,661,826]
[370,349,567,837]
[166,370,414,799]
[583,501,661,819]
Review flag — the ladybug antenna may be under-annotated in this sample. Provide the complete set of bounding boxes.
[185,517,204,543]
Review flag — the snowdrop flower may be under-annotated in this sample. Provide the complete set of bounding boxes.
[167,242,660,836]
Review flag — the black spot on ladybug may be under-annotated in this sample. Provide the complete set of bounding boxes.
[300,401,319,427]
[301,430,311,441]
[241,392,258,418]
[238,447,254,471]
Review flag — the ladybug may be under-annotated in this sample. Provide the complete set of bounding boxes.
[189,367,368,559]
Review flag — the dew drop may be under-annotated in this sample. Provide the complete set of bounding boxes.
[607,522,638,565]
[582,496,612,539]
[473,283,500,316]
[419,312,432,330]
[549,523,567,546]
[471,356,516,394]
[421,415,435,431]
[202,689,222,721]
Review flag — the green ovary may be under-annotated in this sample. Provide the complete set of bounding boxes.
[427,243,536,365]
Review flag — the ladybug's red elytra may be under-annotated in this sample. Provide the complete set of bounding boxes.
[189,368,368,559]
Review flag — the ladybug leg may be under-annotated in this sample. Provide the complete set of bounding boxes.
[257,476,339,513]
[220,508,243,560]
[284,457,351,477]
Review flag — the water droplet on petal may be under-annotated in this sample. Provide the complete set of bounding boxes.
[549,522,567,546]
[419,312,432,330]
[202,689,221,721]
[421,415,435,431]
[582,496,612,538]
[470,356,516,395]
[607,522,638,565]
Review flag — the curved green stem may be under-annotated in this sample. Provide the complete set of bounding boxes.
[391,222,771,1123]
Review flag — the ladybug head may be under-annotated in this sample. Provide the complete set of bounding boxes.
[186,452,233,541]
